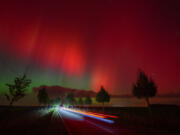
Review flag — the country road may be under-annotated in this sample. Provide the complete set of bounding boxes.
[0,107,178,135]
[57,107,133,135]
[56,107,172,135]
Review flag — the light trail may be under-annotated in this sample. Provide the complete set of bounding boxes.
[60,107,115,124]
[61,107,118,119]
[58,108,84,121]
[37,107,119,134]
[62,108,105,118]
[86,112,118,119]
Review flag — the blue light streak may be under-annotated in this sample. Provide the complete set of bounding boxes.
[60,107,114,124]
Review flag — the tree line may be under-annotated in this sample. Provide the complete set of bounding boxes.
[37,86,109,108]
[3,69,157,113]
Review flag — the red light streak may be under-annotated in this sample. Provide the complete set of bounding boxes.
[62,107,118,119]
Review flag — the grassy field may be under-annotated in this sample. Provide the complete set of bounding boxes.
[75,105,180,134]
[0,106,68,135]
[0,104,180,134]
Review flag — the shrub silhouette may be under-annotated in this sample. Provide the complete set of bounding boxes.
[37,87,49,105]
[65,93,75,106]
[78,97,84,105]
[85,95,92,105]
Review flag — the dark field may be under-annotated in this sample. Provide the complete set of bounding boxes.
[0,106,68,135]
[75,105,180,134]
[0,105,180,135]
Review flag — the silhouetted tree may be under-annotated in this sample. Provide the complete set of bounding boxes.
[78,97,84,105]
[55,97,61,105]
[73,98,78,105]
[65,93,75,106]
[133,69,157,111]
[96,86,110,111]
[49,97,61,106]
[37,87,49,105]
[5,74,31,106]
[85,95,92,105]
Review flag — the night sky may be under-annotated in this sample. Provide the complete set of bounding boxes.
[0,0,180,95]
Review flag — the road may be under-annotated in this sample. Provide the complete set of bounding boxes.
[55,107,179,135]
[0,106,178,135]
[57,107,133,135]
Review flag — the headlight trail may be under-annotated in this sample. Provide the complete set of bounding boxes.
[37,106,117,124]
[36,106,119,134]
[85,112,118,119]
[60,107,116,124]
[58,108,84,121]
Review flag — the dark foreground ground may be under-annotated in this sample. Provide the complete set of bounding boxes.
[0,106,179,135]
[76,104,180,133]
[0,106,68,135]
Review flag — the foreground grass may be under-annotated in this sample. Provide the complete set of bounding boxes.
[0,105,179,134]
[75,105,180,133]
[0,106,68,135]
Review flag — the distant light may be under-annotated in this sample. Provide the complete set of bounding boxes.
[58,108,84,121]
